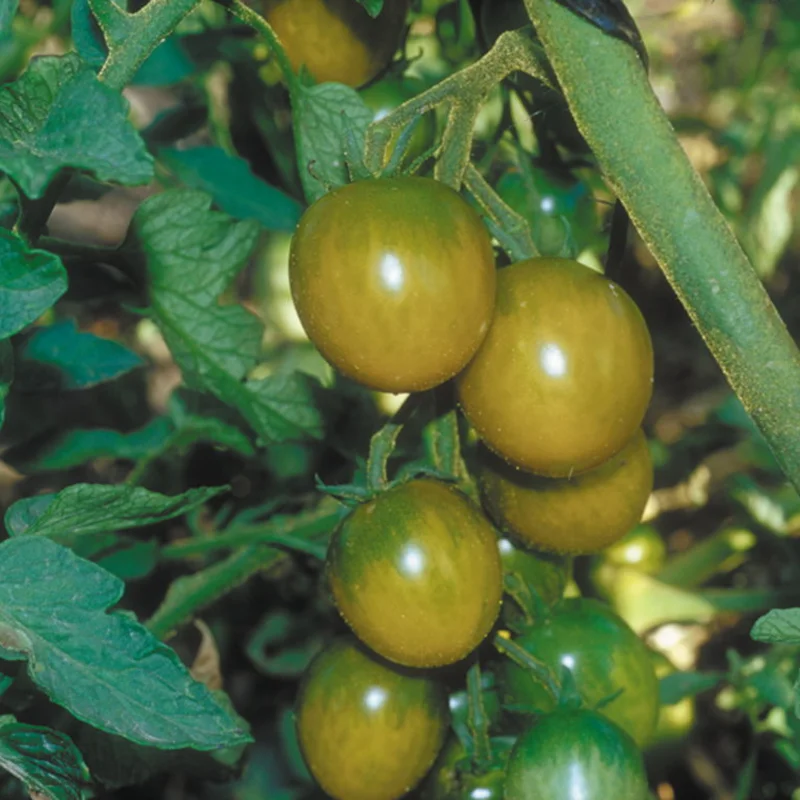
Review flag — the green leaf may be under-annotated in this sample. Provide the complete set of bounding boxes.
[0,53,153,198]
[0,230,67,338]
[751,608,800,645]
[0,340,11,431]
[131,37,194,87]
[96,539,159,582]
[659,671,724,706]
[0,537,251,750]
[131,190,327,444]
[71,0,106,69]
[4,484,226,547]
[20,319,144,389]
[293,82,373,203]
[0,717,90,800]
[160,147,303,231]
[0,0,18,30]
[355,0,384,17]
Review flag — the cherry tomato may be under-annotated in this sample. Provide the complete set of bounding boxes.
[505,709,649,800]
[497,537,569,626]
[497,598,659,746]
[495,167,598,258]
[290,177,496,393]
[360,76,436,166]
[296,638,448,800]
[591,524,666,598]
[326,479,503,667]
[456,258,653,476]
[262,0,409,88]
[480,430,653,555]
[421,736,515,799]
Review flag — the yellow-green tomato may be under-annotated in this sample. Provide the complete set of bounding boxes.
[290,177,496,393]
[456,257,653,476]
[480,430,653,554]
[326,479,504,667]
[498,598,660,746]
[262,0,409,87]
[296,638,448,800]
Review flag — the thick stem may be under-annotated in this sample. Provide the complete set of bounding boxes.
[466,661,493,772]
[525,0,800,493]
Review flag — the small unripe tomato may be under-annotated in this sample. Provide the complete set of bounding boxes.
[290,177,496,393]
[421,736,514,799]
[505,709,649,800]
[480,430,653,554]
[456,257,653,476]
[262,0,409,88]
[360,76,436,166]
[498,598,659,746]
[296,638,448,800]
[326,479,503,667]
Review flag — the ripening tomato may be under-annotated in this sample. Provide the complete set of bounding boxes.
[456,258,653,476]
[290,177,496,393]
[296,638,448,800]
[495,167,598,258]
[262,0,409,88]
[360,75,436,166]
[480,430,653,554]
[505,709,649,800]
[498,598,659,746]
[421,736,515,800]
[326,479,503,668]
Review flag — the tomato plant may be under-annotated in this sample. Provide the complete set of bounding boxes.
[497,598,659,746]
[421,736,514,799]
[290,176,496,393]
[326,479,504,667]
[504,709,649,800]
[457,258,654,476]
[360,76,437,166]
[261,0,410,87]
[295,638,448,800]
[480,429,653,554]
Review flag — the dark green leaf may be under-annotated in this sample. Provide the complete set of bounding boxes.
[20,319,143,389]
[0,53,153,198]
[132,37,194,86]
[160,147,302,232]
[0,340,11,431]
[0,537,251,750]
[752,608,800,645]
[0,717,90,800]
[0,230,67,338]
[746,663,795,710]
[131,190,327,443]
[96,539,159,581]
[0,0,18,30]
[71,0,106,69]
[4,484,226,547]
[293,83,373,203]
[659,671,724,705]
[355,0,384,17]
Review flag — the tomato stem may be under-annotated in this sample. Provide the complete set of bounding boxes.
[493,632,561,702]
[466,661,494,772]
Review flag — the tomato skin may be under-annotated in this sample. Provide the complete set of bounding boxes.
[326,479,503,668]
[498,598,659,746]
[497,537,569,624]
[591,524,666,598]
[495,168,598,258]
[262,0,409,88]
[456,258,653,476]
[360,76,436,166]
[505,709,649,800]
[290,177,496,393]
[296,638,448,800]
[480,430,653,555]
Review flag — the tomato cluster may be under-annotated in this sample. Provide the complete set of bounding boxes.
[284,9,659,794]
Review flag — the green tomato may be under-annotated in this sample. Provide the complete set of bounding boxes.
[505,709,649,800]
[591,524,666,599]
[495,167,598,258]
[421,736,515,800]
[498,598,659,746]
[360,76,437,167]
[326,479,504,667]
[296,638,448,800]
[290,176,496,393]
